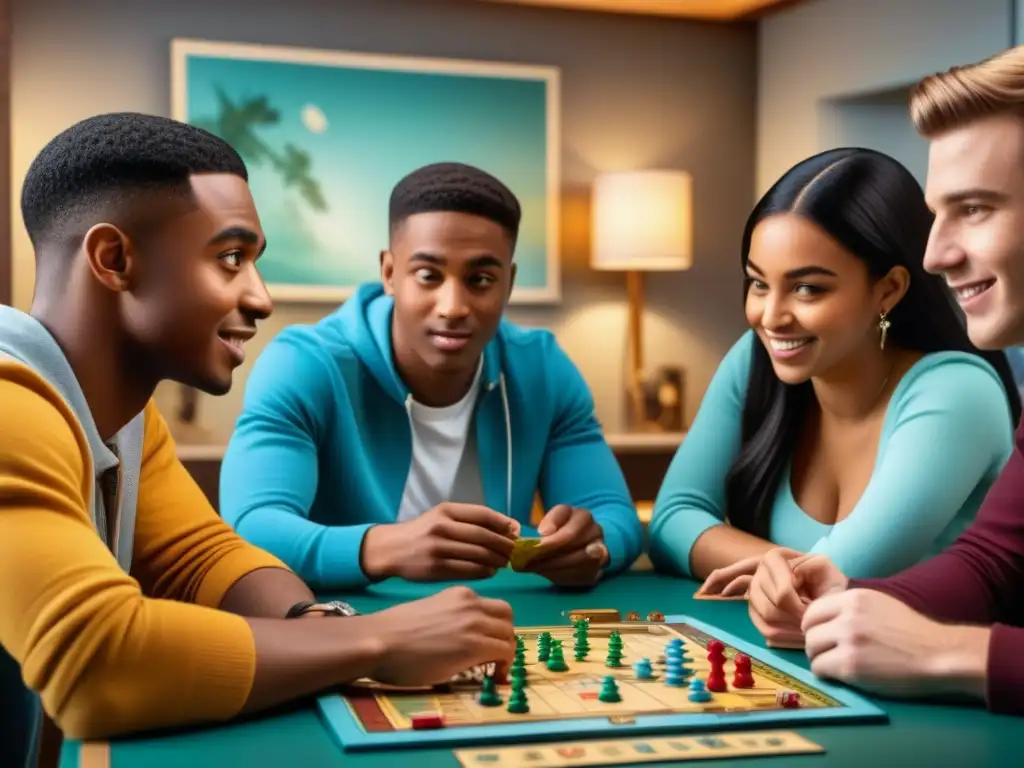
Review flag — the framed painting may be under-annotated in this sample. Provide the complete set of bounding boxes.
[171,38,561,304]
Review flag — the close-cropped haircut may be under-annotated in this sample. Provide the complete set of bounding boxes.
[388,161,521,245]
[910,45,1024,137]
[21,111,248,248]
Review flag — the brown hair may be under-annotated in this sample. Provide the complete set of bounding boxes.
[910,46,1024,137]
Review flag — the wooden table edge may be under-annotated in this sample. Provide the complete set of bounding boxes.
[78,741,110,768]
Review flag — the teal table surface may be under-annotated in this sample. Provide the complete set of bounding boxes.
[62,572,1019,767]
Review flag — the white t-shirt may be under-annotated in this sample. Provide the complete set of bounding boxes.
[396,361,485,521]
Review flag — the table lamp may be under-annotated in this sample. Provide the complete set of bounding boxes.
[590,169,693,431]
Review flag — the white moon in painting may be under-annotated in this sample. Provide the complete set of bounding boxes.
[301,104,328,134]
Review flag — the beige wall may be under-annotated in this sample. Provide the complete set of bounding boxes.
[12,0,755,441]
[756,0,1013,198]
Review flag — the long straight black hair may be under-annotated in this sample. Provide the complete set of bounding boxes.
[724,147,1022,538]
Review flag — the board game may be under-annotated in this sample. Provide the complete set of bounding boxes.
[317,614,886,752]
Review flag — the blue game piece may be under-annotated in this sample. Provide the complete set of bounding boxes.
[664,667,685,687]
[633,658,654,679]
[687,678,712,702]
[663,656,685,687]
[665,653,689,676]
[665,638,690,664]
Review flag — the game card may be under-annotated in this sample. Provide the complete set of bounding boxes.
[453,730,823,767]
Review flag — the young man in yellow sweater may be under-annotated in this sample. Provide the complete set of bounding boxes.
[0,112,516,767]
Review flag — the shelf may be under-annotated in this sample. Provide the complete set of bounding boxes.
[176,432,685,462]
[176,444,226,461]
[604,431,686,453]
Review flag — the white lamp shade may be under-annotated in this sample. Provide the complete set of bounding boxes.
[590,170,693,271]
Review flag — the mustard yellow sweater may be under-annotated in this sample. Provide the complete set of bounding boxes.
[0,361,288,739]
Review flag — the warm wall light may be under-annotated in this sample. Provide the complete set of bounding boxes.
[591,170,692,271]
[590,170,693,430]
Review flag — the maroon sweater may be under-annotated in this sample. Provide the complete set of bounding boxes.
[850,422,1024,715]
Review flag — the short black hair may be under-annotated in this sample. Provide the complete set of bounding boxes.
[388,161,521,243]
[21,111,248,247]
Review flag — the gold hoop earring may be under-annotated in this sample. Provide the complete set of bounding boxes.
[878,311,891,350]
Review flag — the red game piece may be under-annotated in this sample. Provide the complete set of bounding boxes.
[411,713,446,729]
[776,691,800,709]
[732,653,754,688]
[705,640,727,692]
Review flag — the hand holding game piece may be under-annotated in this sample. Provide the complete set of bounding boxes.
[801,588,990,700]
[360,502,519,582]
[520,504,608,587]
[696,548,802,599]
[508,537,543,571]
[748,549,848,649]
[365,585,516,687]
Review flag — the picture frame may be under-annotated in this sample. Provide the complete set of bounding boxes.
[171,38,561,304]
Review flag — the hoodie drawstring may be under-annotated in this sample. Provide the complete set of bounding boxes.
[499,374,512,516]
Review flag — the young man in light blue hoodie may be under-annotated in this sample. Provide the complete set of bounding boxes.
[221,162,642,590]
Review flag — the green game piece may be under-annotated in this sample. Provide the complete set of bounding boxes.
[605,639,624,668]
[514,646,526,666]
[605,631,624,666]
[507,681,529,714]
[572,620,590,660]
[574,638,590,660]
[598,675,622,703]
[546,639,569,672]
[516,635,525,651]
[478,676,503,707]
[510,664,528,687]
[537,632,552,662]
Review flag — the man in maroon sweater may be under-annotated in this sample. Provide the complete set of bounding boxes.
[748,45,1024,716]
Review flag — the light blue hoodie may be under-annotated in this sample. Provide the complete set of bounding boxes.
[220,282,642,588]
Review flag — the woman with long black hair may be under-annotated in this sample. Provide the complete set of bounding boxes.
[648,147,1021,595]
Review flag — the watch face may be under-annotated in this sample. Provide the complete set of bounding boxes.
[328,601,358,616]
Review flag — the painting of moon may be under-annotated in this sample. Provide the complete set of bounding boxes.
[171,38,561,304]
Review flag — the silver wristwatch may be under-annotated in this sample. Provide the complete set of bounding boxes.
[286,600,360,618]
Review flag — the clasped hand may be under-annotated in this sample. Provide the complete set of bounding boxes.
[361,503,519,582]
[518,504,608,587]
[695,547,803,599]
[360,502,607,586]
[746,548,989,700]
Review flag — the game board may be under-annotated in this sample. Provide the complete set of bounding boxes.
[317,614,887,752]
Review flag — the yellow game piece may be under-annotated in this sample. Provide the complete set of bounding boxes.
[509,538,543,570]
